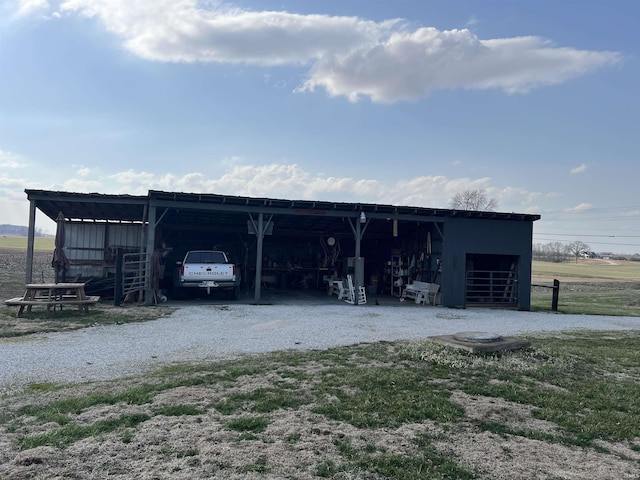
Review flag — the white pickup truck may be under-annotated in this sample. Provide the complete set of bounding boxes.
[173,250,241,299]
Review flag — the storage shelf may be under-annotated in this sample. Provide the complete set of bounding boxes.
[390,254,408,297]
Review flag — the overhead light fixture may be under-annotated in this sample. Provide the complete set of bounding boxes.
[360,211,366,224]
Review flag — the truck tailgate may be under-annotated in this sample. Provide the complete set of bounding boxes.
[182,264,235,283]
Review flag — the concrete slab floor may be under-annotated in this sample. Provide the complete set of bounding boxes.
[170,288,436,307]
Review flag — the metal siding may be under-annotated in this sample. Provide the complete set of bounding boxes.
[64,224,104,277]
[108,224,144,250]
[67,224,105,259]
[63,223,145,278]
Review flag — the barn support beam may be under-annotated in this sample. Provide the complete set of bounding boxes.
[348,215,370,304]
[254,213,264,303]
[26,199,37,284]
[248,213,272,303]
[144,204,157,305]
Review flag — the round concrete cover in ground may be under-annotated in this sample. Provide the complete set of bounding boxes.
[453,331,504,344]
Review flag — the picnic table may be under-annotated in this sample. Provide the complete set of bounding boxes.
[4,283,100,317]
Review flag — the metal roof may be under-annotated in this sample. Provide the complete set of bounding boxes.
[26,189,540,239]
[26,190,149,223]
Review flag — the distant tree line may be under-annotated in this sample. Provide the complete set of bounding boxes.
[533,241,591,263]
[534,241,639,263]
[0,224,50,237]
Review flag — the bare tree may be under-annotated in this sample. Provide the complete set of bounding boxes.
[450,189,498,211]
[535,242,569,263]
[567,241,590,263]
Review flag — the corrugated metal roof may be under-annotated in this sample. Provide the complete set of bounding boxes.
[25,189,540,236]
[26,190,148,223]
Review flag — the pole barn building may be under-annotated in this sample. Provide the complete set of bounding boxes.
[24,189,540,309]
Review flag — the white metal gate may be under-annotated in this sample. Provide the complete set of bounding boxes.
[465,268,518,307]
[122,252,150,299]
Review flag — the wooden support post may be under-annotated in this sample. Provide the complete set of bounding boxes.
[551,279,560,313]
[254,213,264,304]
[26,200,37,284]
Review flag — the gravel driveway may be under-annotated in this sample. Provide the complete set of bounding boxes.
[2,302,639,394]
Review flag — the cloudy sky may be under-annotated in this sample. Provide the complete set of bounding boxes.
[1,0,638,252]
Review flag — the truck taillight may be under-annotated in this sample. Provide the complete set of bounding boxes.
[180,265,184,276]
[232,265,236,275]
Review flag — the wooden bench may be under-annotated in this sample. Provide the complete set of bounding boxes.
[401,281,440,305]
[401,281,431,303]
[4,295,100,317]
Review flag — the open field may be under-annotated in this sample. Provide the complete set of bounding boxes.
[530,259,640,316]
[532,259,640,283]
[0,236,54,251]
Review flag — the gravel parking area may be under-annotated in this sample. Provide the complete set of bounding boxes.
[2,301,640,395]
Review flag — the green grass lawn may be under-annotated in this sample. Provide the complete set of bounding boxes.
[531,260,640,316]
[0,236,54,251]
[531,288,640,316]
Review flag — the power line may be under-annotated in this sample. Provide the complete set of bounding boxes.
[535,233,640,238]
[533,237,640,247]
[534,219,640,226]
[537,205,640,214]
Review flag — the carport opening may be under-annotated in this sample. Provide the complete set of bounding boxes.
[156,213,439,303]
[155,217,359,298]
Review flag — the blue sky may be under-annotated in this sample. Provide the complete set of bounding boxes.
[1,0,638,253]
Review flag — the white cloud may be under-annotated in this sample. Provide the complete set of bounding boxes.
[570,163,588,174]
[565,202,593,212]
[493,186,542,207]
[75,166,91,177]
[0,150,24,169]
[61,178,103,192]
[464,15,479,28]
[302,33,620,102]
[0,173,28,189]
[15,0,49,17]
[58,0,620,103]
[620,209,640,218]
[59,0,388,65]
